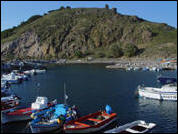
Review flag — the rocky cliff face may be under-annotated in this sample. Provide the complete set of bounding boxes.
[1,8,177,60]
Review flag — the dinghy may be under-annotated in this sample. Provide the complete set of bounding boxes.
[2,97,57,124]
[104,120,156,133]
[64,105,117,133]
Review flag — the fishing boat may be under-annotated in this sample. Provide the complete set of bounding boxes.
[64,105,117,133]
[23,69,46,76]
[2,97,57,124]
[35,69,46,74]
[1,72,22,84]
[104,120,156,133]
[1,83,13,97]
[133,67,141,71]
[1,88,13,97]
[24,69,36,76]
[29,83,78,133]
[16,73,29,81]
[11,70,29,81]
[126,67,133,71]
[1,95,20,113]
[1,80,6,88]
[137,83,177,101]
[29,104,78,133]
[157,76,177,85]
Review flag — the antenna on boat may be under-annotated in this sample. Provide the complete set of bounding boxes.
[64,82,68,105]
[37,82,40,97]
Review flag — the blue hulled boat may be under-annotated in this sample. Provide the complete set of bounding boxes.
[29,104,78,133]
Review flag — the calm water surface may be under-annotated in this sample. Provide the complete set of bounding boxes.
[2,64,177,133]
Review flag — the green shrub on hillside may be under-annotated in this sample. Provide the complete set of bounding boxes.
[75,50,83,58]
[95,51,105,58]
[1,27,16,39]
[124,43,138,57]
[109,42,123,58]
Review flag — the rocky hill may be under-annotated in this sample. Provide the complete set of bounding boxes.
[1,6,177,60]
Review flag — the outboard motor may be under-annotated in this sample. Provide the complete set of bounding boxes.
[105,104,112,114]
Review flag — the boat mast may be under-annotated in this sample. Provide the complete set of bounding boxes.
[64,82,67,105]
[36,82,40,97]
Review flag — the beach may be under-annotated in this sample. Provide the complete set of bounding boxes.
[59,58,177,70]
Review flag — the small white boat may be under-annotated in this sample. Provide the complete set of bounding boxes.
[1,80,6,87]
[35,69,46,74]
[149,67,157,71]
[142,67,149,71]
[126,67,133,71]
[24,69,36,76]
[24,69,46,75]
[1,72,21,84]
[1,87,13,97]
[104,120,156,133]
[15,73,29,81]
[133,67,141,71]
[137,83,177,101]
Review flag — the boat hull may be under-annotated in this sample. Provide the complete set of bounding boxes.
[160,93,177,101]
[104,120,156,133]
[65,117,117,133]
[29,123,60,133]
[64,111,117,134]
[1,107,17,114]
[2,113,31,124]
[138,88,177,101]
[138,89,161,100]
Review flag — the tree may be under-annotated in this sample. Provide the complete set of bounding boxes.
[110,42,123,58]
[27,15,42,23]
[96,51,105,58]
[124,43,138,57]
[66,6,71,9]
[60,6,65,10]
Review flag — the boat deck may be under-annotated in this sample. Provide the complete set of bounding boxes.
[119,125,148,133]
[67,112,112,128]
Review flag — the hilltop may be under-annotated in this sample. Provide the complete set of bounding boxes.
[1,6,177,60]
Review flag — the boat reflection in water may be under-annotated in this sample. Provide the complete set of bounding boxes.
[136,97,177,133]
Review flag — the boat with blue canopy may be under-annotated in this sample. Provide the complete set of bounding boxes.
[29,104,78,133]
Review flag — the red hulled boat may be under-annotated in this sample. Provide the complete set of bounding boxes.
[64,110,117,133]
[1,95,20,113]
[2,97,57,124]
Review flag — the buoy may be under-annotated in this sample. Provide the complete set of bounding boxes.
[105,104,112,114]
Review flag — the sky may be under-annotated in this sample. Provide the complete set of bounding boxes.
[1,1,177,31]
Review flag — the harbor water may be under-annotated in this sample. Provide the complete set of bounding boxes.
[2,64,177,133]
